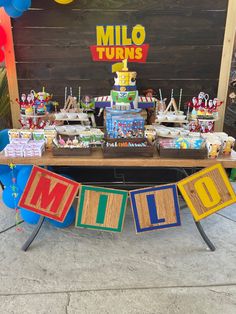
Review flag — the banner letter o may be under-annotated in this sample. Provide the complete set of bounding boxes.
[194,177,221,208]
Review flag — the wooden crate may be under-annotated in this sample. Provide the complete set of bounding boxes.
[158,147,208,159]
[52,144,91,156]
[103,138,155,158]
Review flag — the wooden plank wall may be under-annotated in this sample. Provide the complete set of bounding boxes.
[223,33,236,137]
[12,0,228,108]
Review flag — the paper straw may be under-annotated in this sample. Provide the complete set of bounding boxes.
[159,89,163,102]
[78,86,81,103]
[178,88,183,111]
[65,87,67,105]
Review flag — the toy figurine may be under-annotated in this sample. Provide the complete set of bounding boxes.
[32,88,52,115]
[26,93,35,113]
[37,102,47,115]
[25,104,33,116]
[143,89,157,124]
[187,92,223,129]
[81,95,96,127]
[16,93,27,114]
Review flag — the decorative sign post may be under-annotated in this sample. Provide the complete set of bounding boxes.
[76,186,128,232]
[90,24,149,62]
[178,163,236,221]
[130,184,181,233]
[19,166,80,222]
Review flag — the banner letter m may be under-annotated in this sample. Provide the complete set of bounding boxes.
[30,176,68,213]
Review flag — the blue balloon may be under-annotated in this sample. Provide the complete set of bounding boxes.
[0,165,19,187]
[2,185,22,209]
[19,207,41,225]
[4,3,23,18]
[11,0,31,11]
[15,165,24,172]
[0,171,12,187]
[0,129,9,151]
[0,164,10,173]
[17,165,33,191]
[48,206,76,228]
[0,1,10,7]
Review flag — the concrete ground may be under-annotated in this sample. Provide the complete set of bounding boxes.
[0,184,236,314]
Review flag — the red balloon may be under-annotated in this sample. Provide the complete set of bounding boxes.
[0,48,5,62]
[0,26,7,46]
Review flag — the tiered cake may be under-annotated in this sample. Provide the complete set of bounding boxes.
[94,60,156,110]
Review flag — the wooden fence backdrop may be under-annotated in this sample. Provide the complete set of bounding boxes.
[12,0,228,108]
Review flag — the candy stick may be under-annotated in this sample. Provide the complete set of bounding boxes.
[65,87,67,106]
[159,89,163,102]
[78,86,81,108]
[178,88,183,111]
[157,89,163,118]
[187,105,190,118]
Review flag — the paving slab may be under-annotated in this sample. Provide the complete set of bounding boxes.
[0,286,235,314]
[0,182,235,313]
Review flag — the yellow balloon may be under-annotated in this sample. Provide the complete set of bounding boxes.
[54,0,74,4]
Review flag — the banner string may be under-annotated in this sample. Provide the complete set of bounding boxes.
[9,163,23,232]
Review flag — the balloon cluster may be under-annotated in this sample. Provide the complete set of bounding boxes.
[0,25,6,62]
[0,165,75,228]
[54,0,74,4]
[0,0,31,18]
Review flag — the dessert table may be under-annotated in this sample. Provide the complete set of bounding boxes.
[0,150,235,252]
[0,150,236,168]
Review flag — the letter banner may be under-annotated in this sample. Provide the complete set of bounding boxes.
[90,44,149,63]
[76,185,128,232]
[18,166,80,222]
[130,184,181,233]
[177,164,236,221]
[17,164,236,229]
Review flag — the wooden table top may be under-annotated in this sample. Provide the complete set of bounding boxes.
[0,150,236,168]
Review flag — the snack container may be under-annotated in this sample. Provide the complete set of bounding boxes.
[4,143,24,157]
[176,115,186,121]
[44,130,57,149]
[206,139,222,159]
[20,129,32,140]
[32,130,45,141]
[91,129,104,142]
[11,138,29,145]
[79,131,92,143]
[222,136,235,155]
[8,129,20,142]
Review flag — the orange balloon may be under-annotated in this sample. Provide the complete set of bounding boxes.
[54,0,74,4]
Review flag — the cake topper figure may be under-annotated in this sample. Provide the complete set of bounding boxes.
[94,59,157,112]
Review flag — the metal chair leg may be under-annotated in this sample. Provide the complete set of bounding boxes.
[179,167,216,251]
[195,221,215,251]
[21,216,45,251]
